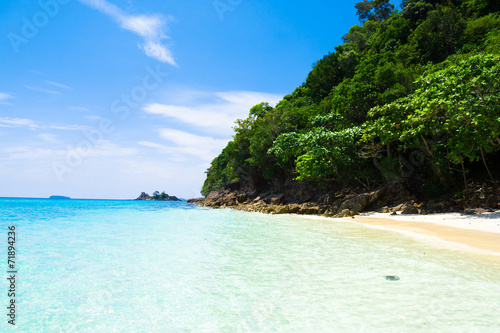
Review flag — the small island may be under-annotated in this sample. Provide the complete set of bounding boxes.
[49,195,71,200]
[135,191,181,201]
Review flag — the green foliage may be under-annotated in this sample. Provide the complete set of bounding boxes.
[409,6,466,63]
[484,28,500,53]
[464,13,500,43]
[463,0,500,18]
[202,1,500,196]
[355,0,395,23]
[270,125,363,181]
[364,53,500,179]
[400,1,434,23]
[305,43,360,103]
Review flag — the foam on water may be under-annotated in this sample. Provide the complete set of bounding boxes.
[1,198,500,332]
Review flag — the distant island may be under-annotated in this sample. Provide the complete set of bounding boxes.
[135,191,181,201]
[49,195,71,200]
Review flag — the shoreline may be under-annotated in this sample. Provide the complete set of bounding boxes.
[191,187,500,258]
[247,209,500,258]
[345,212,500,257]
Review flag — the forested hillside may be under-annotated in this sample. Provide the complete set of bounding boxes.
[201,0,500,204]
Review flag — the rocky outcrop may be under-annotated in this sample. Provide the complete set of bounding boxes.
[336,188,386,217]
[135,192,181,201]
[190,181,422,217]
[189,179,500,217]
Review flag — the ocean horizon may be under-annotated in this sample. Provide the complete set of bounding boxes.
[2,198,500,332]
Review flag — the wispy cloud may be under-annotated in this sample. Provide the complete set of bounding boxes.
[45,80,73,90]
[0,117,38,129]
[0,93,15,105]
[77,0,176,65]
[24,85,62,95]
[69,106,90,112]
[143,90,283,135]
[1,140,136,162]
[139,129,228,161]
[0,117,91,131]
[47,124,91,131]
[36,133,59,142]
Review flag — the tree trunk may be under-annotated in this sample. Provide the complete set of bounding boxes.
[480,146,494,181]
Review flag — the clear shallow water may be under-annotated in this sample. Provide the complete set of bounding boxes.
[1,198,500,332]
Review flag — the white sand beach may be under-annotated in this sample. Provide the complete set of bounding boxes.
[349,211,500,255]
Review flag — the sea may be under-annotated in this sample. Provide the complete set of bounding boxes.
[1,198,500,332]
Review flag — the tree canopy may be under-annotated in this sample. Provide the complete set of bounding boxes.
[201,0,500,197]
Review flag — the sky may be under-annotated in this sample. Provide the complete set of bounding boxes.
[0,0,391,199]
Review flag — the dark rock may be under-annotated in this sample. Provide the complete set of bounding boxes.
[318,193,335,206]
[270,193,284,205]
[135,192,180,201]
[338,188,386,215]
[236,193,248,203]
[385,275,400,281]
[255,200,266,206]
[136,192,149,200]
[338,209,355,217]
[463,208,475,215]
[207,190,223,200]
[401,204,419,214]
[246,191,258,199]
[225,180,241,191]
[252,196,262,203]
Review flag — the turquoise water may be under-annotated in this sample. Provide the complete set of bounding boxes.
[1,198,500,332]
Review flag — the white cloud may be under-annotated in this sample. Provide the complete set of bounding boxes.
[158,128,226,148]
[24,85,61,95]
[47,124,91,131]
[0,117,38,129]
[143,90,283,135]
[1,140,136,162]
[0,117,91,131]
[0,93,15,105]
[78,0,175,65]
[70,140,138,158]
[37,133,59,142]
[138,129,229,161]
[45,80,73,90]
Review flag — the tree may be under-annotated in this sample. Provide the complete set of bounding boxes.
[355,0,394,23]
[409,6,465,63]
[364,53,500,183]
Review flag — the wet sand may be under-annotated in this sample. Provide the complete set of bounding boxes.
[350,212,500,255]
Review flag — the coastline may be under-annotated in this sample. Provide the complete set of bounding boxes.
[324,212,500,258]
[191,180,500,258]
[348,212,500,254]
[205,202,500,258]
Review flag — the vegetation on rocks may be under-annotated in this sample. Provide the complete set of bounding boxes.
[136,191,180,201]
[200,0,500,214]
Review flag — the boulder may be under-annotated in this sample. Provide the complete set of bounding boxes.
[401,205,419,214]
[236,193,248,203]
[270,193,284,205]
[338,209,355,217]
[338,188,386,215]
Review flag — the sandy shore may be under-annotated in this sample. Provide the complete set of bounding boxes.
[349,211,500,255]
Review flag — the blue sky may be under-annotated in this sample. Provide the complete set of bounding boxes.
[0,0,391,199]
